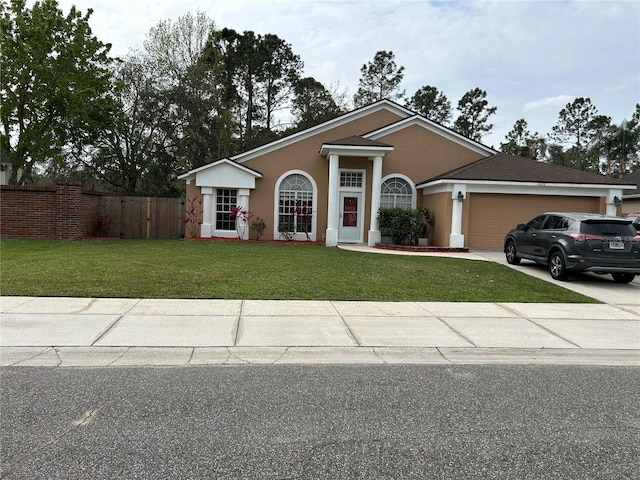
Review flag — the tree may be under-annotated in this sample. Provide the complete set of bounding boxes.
[500,119,546,159]
[145,12,234,169]
[206,29,302,151]
[260,33,303,132]
[0,0,116,185]
[453,88,497,142]
[406,85,452,125]
[548,97,602,171]
[590,111,640,177]
[326,81,352,112]
[291,77,342,130]
[79,55,175,195]
[144,11,215,84]
[353,50,405,108]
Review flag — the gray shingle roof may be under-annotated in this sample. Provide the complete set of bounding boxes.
[622,171,640,195]
[323,136,393,148]
[418,153,634,186]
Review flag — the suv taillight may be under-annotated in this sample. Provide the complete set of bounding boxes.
[569,233,603,242]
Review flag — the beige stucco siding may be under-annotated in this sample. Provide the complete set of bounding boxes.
[375,125,485,183]
[466,193,602,249]
[421,192,452,247]
[240,110,406,241]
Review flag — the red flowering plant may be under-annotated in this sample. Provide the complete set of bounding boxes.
[229,206,253,239]
[180,197,203,238]
[96,212,112,236]
[294,199,313,241]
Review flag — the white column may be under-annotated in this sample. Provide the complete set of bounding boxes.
[368,155,383,246]
[200,187,214,238]
[325,154,339,246]
[449,185,466,248]
[237,189,250,240]
[606,190,623,217]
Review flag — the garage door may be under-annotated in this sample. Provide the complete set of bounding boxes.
[467,194,600,249]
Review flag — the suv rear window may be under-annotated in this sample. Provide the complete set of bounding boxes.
[580,221,636,236]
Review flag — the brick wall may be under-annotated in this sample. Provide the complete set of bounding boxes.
[0,180,106,240]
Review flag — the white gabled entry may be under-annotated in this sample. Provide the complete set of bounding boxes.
[320,144,392,247]
[178,159,262,239]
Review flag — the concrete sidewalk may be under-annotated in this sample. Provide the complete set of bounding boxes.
[1,296,638,367]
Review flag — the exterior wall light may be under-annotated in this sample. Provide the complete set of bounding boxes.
[614,196,622,207]
[457,191,464,203]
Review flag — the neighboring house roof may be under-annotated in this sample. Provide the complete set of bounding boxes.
[621,170,640,197]
[417,153,636,188]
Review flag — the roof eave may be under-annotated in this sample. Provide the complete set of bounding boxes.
[319,144,394,157]
[178,158,263,180]
[365,115,497,157]
[416,179,638,189]
[233,99,412,163]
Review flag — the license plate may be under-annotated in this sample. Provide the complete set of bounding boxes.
[609,241,624,249]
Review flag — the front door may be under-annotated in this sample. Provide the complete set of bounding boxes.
[338,192,362,243]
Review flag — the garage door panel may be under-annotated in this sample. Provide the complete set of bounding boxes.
[467,194,599,249]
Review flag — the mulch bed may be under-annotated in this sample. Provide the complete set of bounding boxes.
[374,244,469,253]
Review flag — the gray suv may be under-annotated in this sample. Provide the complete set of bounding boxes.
[504,212,640,283]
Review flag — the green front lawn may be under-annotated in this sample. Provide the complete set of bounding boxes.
[0,239,597,302]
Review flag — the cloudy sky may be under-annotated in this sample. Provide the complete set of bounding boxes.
[51,0,639,149]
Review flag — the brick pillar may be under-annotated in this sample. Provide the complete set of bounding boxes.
[56,180,83,240]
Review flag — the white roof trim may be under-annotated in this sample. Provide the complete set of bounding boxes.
[319,144,394,157]
[178,158,262,180]
[365,116,497,157]
[231,99,413,164]
[417,178,635,190]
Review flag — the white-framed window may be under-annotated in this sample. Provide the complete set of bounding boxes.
[277,173,314,235]
[380,175,415,209]
[215,189,237,230]
[340,171,363,188]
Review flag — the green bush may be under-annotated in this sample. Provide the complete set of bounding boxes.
[251,217,267,240]
[378,207,432,245]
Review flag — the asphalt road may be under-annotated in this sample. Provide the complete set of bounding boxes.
[1,365,639,479]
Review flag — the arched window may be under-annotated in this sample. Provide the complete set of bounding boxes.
[278,173,314,235]
[381,177,413,209]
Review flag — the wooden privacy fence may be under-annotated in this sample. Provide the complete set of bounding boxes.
[101,196,185,239]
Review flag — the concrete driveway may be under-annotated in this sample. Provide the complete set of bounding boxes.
[474,250,640,306]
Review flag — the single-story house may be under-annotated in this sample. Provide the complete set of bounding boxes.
[179,99,636,249]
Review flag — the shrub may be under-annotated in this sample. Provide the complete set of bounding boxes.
[378,207,432,245]
[278,224,294,241]
[251,217,267,240]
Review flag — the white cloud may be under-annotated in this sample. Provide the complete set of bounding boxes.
[524,96,576,111]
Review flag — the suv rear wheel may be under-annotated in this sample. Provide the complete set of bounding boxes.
[612,273,635,284]
[505,241,521,265]
[549,251,569,280]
